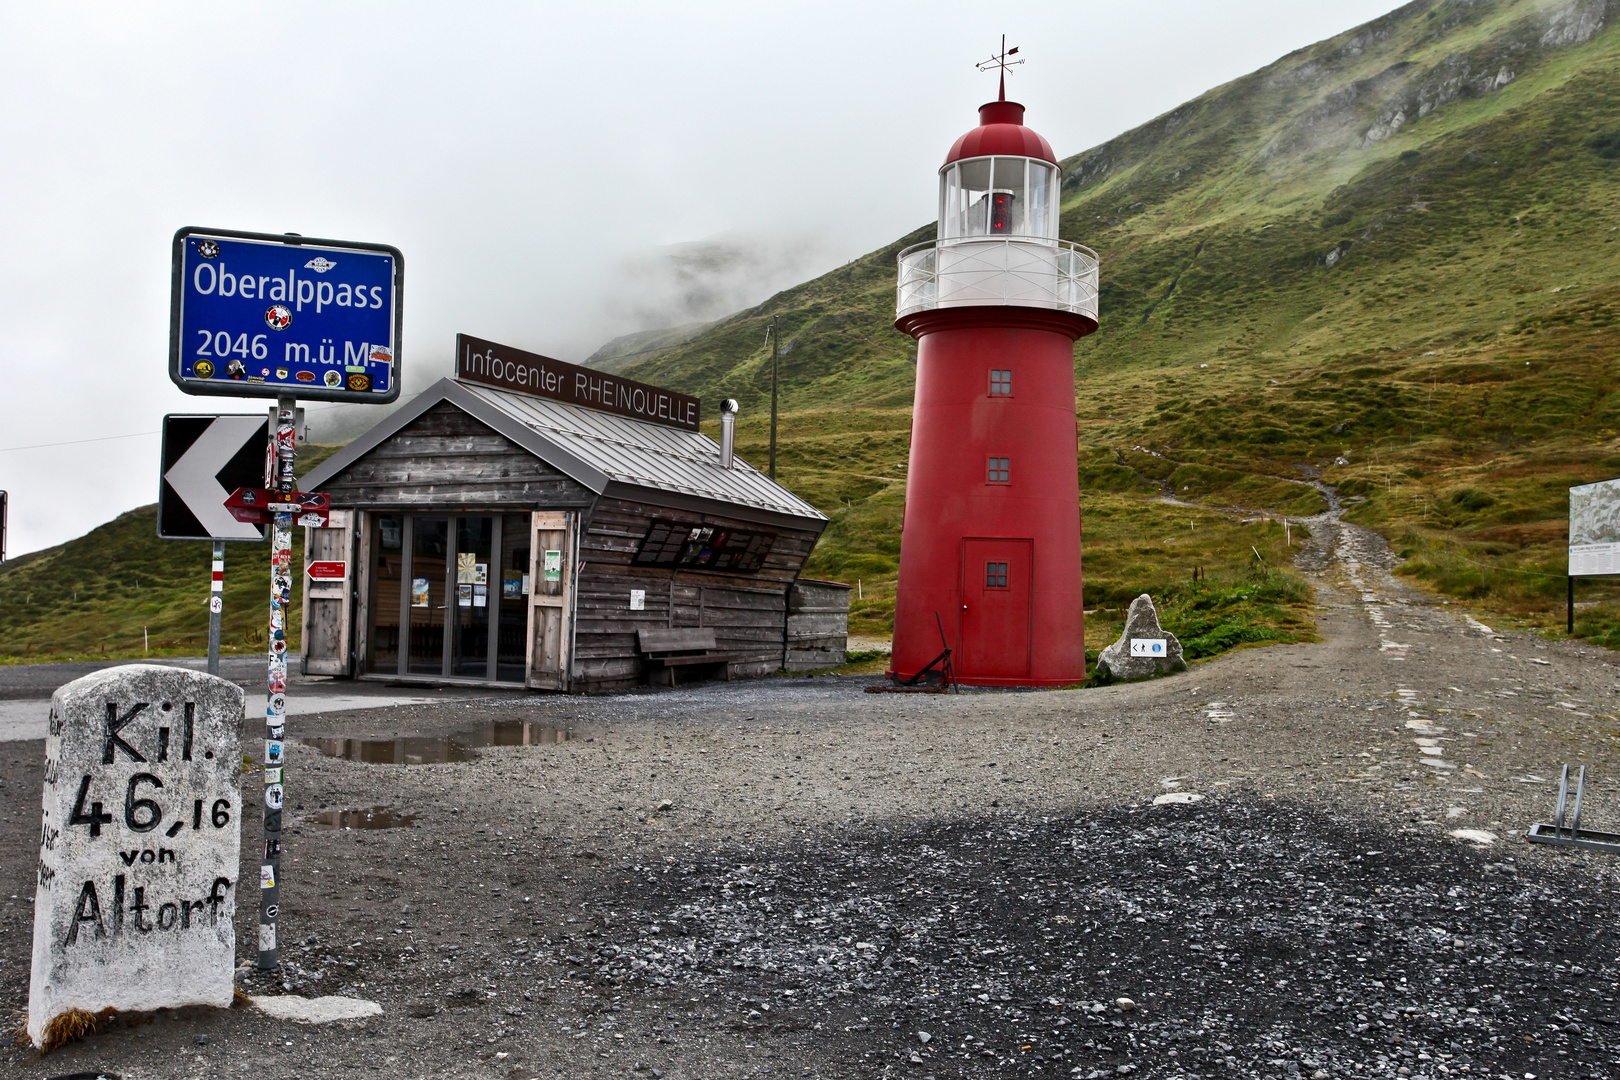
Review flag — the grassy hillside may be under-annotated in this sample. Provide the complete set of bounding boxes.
[0,447,338,663]
[627,0,1620,646]
[583,321,715,374]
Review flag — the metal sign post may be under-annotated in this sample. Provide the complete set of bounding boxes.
[167,225,401,979]
[259,397,296,969]
[208,542,225,676]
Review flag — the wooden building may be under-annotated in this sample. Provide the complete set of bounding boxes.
[298,338,844,692]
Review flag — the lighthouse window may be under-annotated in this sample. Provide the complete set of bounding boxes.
[946,158,993,236]
[987,457,1010,483]
[990,369,1012,395]
[1028,161,1054,237]
[985,562,1009,589]
[940,157,1060,240]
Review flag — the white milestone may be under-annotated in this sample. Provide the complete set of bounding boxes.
[29,664,244,1046]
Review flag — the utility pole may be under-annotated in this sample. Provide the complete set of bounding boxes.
[766,316,780,480]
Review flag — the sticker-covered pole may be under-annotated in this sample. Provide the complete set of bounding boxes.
[207,541,225,676]
[259,397,296,970]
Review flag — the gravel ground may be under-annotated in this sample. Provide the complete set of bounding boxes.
[4,507,1620,1079]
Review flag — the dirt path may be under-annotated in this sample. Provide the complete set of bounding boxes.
[5,503,1620,1079]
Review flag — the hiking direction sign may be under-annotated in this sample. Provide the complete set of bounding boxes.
[169,227,403,404]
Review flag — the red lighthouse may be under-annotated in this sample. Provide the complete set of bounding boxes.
[889,69,1099,687]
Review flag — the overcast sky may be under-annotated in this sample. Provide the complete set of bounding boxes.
[0,0,1400,559]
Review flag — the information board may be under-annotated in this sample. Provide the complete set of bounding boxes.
[169,227,402,404]
[632,519,773,573]
[1569,478,1620,576]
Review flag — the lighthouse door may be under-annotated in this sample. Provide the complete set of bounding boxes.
[958,538,1033,680]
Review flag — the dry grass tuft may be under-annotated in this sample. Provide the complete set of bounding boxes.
[31,1006,102,1052]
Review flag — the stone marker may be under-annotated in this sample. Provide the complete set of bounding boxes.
[29,664,244,1047]
[1093,594,1188,682]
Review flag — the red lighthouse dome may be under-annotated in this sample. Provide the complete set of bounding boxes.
[888,91,1099,687]
[943,101,1057,165]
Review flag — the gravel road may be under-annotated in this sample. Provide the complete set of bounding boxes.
[4,505,1620,1079]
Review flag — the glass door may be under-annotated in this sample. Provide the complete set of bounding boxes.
[451,516,494,678]
[497,513,532,682]
[407,517,449,675]
[368,515,404,673]
[366,512,532,684]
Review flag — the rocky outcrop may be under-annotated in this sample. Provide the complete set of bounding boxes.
[1093,594,1188,683]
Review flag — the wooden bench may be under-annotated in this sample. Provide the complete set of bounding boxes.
[637,628,748,686]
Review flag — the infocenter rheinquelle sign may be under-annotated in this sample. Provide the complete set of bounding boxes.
[169,227,402,404]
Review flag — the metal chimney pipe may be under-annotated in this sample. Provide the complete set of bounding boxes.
[719,398,739,469]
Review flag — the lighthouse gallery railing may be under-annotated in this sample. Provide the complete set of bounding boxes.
[896,238,1099,322]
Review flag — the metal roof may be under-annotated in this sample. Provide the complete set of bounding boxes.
[303,377,828,526]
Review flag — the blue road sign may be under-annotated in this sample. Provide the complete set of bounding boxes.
[170,227,402,404]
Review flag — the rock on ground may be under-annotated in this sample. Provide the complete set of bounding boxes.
[1094,594,1188,682]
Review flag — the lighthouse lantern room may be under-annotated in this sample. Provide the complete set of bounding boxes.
[890,49,1099,686]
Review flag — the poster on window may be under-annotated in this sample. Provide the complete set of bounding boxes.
[456,553,478,584]
[411,578,430,607]
[503,570,525,598]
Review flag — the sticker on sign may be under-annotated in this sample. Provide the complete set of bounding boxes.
[1130,638,1168,657]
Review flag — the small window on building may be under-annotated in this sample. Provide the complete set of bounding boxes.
[986,562,1009,588]
[987,457,1010,483]
[990,369,1012,395]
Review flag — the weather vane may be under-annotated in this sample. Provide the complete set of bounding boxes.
[976,35,1023,101]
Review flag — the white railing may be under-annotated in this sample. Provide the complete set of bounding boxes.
[896,237,1099,322]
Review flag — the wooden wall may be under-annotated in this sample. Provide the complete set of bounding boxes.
[320,401,596,509]
[572,497,821,692]
[785,579,851,671]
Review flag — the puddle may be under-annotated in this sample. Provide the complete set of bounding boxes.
[302,720,575,764]
[309,806,420,830]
